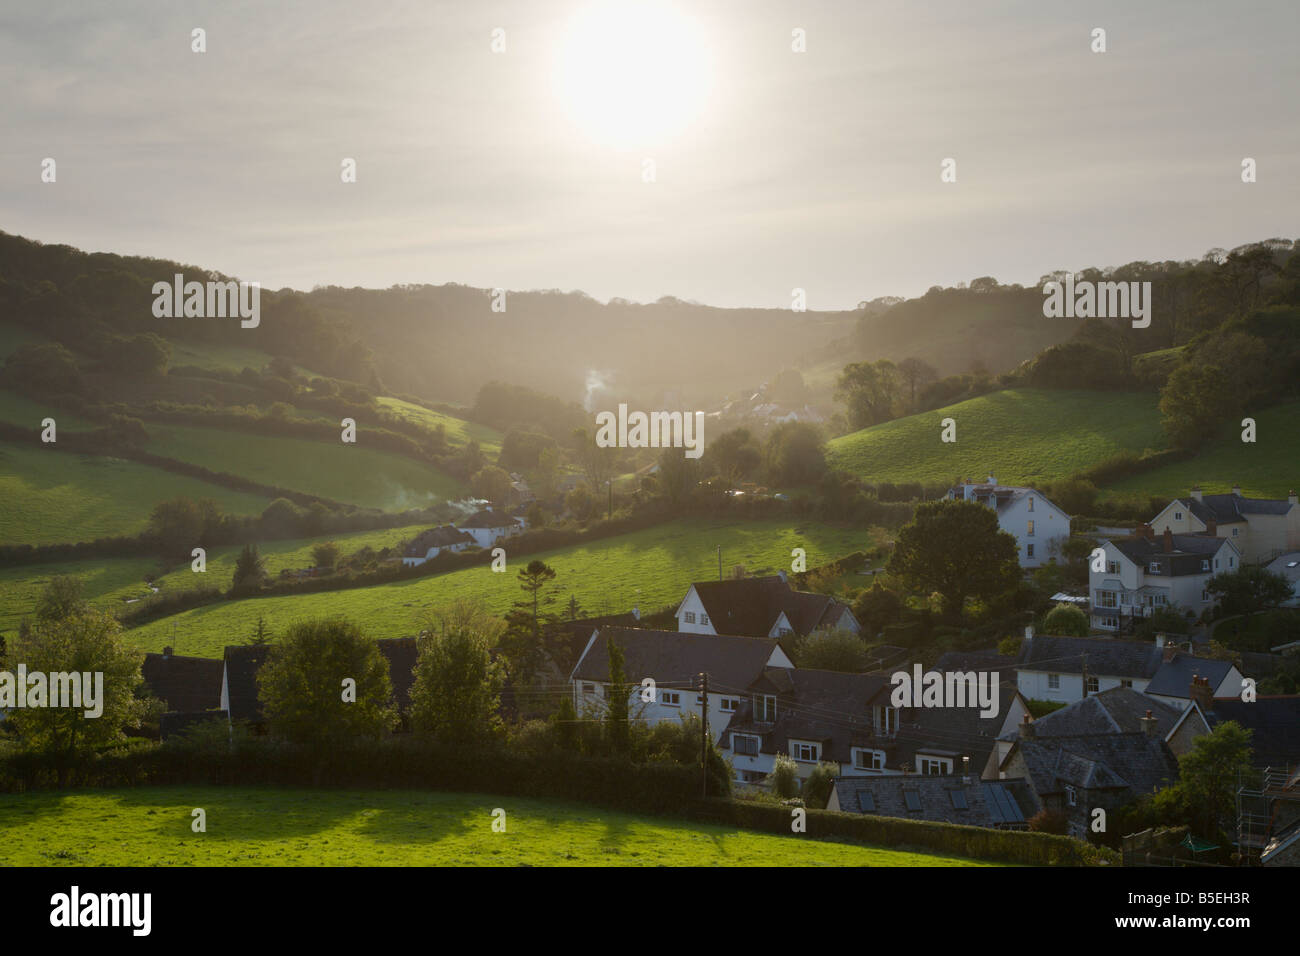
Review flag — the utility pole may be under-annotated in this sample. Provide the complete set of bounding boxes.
[1081,652,1089,699]
[717,545,722,581]
[607,479,612,520]
[699,671,710,798]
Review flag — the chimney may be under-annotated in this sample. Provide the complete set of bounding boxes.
[1140,710,1159,737]
[1190,486,1203,502]
[987,474,997,486]
[1290,490,1298,506]
[1162,527,1174,553]
[1136,523,1155,541]
[1231,484,1242,497]
[163,646,174,659]
[1188,675,1214,713]
[961,755,972,783]
[1019,713,1035,738]
[1163,640,1178,663]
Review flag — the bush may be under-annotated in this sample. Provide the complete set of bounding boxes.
[770,754,800,798]
[801,762,839,809]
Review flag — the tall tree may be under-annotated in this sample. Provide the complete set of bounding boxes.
[231,543,267,593]
[834,359,901,429]
[500,561,560,680]
[896,357,938,408]
[604,637,631,756]
[410,601,505,746]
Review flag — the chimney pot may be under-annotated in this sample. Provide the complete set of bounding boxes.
[1188,674,1214,713]
[1162,528,1174,553]
[1289,490,1297,506]
[1019,714,1035,738]
[1140,710,1160,737]
[1191,486,1203,502]
[1231,484,1242,497]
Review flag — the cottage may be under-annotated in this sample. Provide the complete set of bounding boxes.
[674,571,859,639]
[1149,486,1300,564]
[401,525,476,567]
[457,508,524,549]
[946,476,1071,568]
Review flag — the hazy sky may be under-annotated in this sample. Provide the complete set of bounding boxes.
[3,0,1297,309]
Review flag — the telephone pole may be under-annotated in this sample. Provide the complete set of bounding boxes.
[717,545,722,581]
[699,671,710,798]
[1081,653,1089,699]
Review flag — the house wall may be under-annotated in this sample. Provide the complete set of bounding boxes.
[997,494,1070,568]
[1165,707,1211,757]
[674,587,717,634]
[1145,667,1245,709]
[462,524,522,549]
[1017,669,1149,703]
[1089,539,1238,631]
[573,679,739,744]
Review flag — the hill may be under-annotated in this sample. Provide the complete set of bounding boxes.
[827,388,1165,487]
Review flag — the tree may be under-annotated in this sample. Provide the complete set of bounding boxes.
[852,583,902,637]
[471,465,513,505]
[763,421,827,487]
[655,446,699,504]
[571,427,618,493]
[250,615,272,645]
[257,617,397,745]
[802,761,840,808]
[834,359,900,429]
[790,628,869,672]
[311,541,340,570]
[604,636,631,756]
[770,753,800,798]
[410,602,505,746]
[148,497,219,560]
[887,499,1020,619]
[1159,363,1232,449]
[35,575,88,623]
[1178,721,1254,839]
[231,543,267,593]
[705,427,762,483]
[896,357,938,408]
[500,560,560,681]
[1206,566,1293,618]
[3,607,152,776]
[1042,603,1090,637]
[769,368,809,405]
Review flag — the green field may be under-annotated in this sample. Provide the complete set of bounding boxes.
[1103,400,1300,500]
[828,388,1165,486]
[143,422,468,510]
[0,523,435,641]
[0,388,98,432]
[127,518,881,658]
[0,787,990,867]
[376,396,503,454]
[0,442,271,547]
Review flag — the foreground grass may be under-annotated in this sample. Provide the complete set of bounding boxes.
[127,518,882,658]
[828,388,1165,486]
[0,787,993,867]
[0,441,271,547]
[143,423,468,511]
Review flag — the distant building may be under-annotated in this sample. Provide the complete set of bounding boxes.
[674,572,859,639]
[1149,486,1300,564]
[401,525,475,567]
[945,476,1070,568]
[457,508,523,549]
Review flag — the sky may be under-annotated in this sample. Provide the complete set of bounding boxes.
[2,0,1298,310]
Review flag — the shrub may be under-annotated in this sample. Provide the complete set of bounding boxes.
[770,754,799,798]
[802,762,839,809]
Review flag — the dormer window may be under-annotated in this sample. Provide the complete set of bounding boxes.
[755,695,777,722]
[1149,561,1160,574]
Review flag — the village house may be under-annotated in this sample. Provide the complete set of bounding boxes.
[401,525,476,567]
[568,627,793,744]
[457,507,524,548]
[945,476,1071,569]
[674,571,859,639]
[1149,486,1300,565]
[1013,685,1209,758]
[1089,526,1241,631]
[1165,685,1300,770]
[141,646,226,740]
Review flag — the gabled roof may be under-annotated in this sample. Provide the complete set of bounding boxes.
[404,525,474,556]
[1024,687,1182,738]
[1016,635,1163,679]
[1145,652,1236,698]
[893,679,1024,773]
[570,627,783,691]
[718,667,893,763]
[458,509,521,530]
[687,575,854,638]
[1008,732,1180,798]
[142,651,224,713]
[1203,696,1300,769]
[937,649,1017,673]
[831,774,1037,828]
[1109,533,1232,575]
[1171,493,1294,527]
[949,483,1071,520]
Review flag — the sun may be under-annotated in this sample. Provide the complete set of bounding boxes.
[554,0,714,149]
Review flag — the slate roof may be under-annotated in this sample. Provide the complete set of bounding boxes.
[1204,696,1300,769]
[948,483,1071,520]
[1009,732,1180,799]
[570,627,782,691]
[937,650,1017,673]
[1016,635,1163,679]
[1176,493,1294,526]
[717,667,893,764]
[458,509,521,530]
[687,575,855,638]
[831,774,1037,828]
[142,651,224,713]
[1025,687,1182,738]
[1145,652,1236,698]
[893,679,1023,774]
[404,525,474,556]
[1110,533,1230,576]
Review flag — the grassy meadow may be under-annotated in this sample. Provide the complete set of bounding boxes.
[375,396,503,454]
[0,787,993,867]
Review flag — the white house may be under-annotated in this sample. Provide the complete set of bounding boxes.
[401,525,476,567]
[1149,486,1300,565]
[674,572,859,638]
[946,476,1071,568]
[1090,526,1240,632]
[568,627,794,744]
[457,508,524,549]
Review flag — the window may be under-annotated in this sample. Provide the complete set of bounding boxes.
[1086,676,1099,694]
[1201,559,1210,571]
[948,790,969,810]
[1027,520,1035,537]
[1106,560,1120,574]
[777,626,793,637]
[852,748,884,771]
[1149,561,1161,574]
[683,611,696,624]
[1028,497,1035,512]
[903,790,922,812]
[733,734,759,756]
[1026,544,1035,558]
[1121,679,1133,689]
[581,682,596,696]
[919,757,951,775]
[1202,589,1211,602]
[1174,511,1183,521]
[700,613,709,626]
[1232,527,1239,537]
[1098,591,1117,609]
[1048,673,1061,690]
[875,706,898,736]
[755,695,777,722]
[857,792,876,812]
[720,697,738,713]
[1215,558,1220,569]
[791,741,820,763]
[1229,557,1236,568]
[1065,785,1077,807]
[661,691,681,706]
[1120,592,1131,605]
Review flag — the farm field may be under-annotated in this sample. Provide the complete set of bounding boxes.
[126,518,883,658]
[375,396,503,454]
[1102,400,1300,500]
[0,388,98,432]
[0,787,993,867]
[0,523,434,641]
[142,422,468,510]
[828,388,1165,487]
[0,441,271,547]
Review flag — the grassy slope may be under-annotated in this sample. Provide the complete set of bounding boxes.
[0,787,991,867]
[1103,400,1300,499]
[828,388,1165,486]
[0,523,434,640]
[127,518,882,658]
[143,422,467,510]
[375,396,503,455]
[0,389,98,432]
[0,442,270,547]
